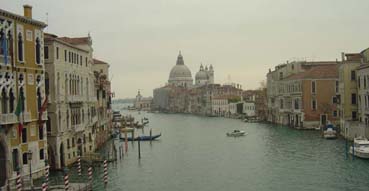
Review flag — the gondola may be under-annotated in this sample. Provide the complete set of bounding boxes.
[120,133,161,141]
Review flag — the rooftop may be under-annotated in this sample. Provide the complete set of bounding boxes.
[284,64,338,80]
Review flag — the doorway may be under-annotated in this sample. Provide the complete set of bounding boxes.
[0,142,7,187]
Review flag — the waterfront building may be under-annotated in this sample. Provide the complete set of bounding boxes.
[92,58,112,150]
[152,86,172,112]
[212,96,229,116]
[0,5,47,188]
[44,33,97,169]
[168,52,193,88]
[338,53,361,139]
[134,90,152,111]
[267,61,339,129]
[243,101,256,117]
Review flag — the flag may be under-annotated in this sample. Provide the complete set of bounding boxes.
[14,94,24,137]
[38,96,48,127]
[14,94,23,117]
[1,33,7,64]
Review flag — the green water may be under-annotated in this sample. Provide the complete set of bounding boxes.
[53,110,369,191]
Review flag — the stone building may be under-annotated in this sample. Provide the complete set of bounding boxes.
[267,61,340,129]
[92,58,112,150]
[0,5,47,188]
[338,53,361,139]
[44,33,97,169]
[134,90,152,111]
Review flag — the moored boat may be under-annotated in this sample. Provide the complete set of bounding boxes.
[350,137,369,159]
[323,128,337,139]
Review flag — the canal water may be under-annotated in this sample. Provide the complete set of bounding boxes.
[54,108,369,191]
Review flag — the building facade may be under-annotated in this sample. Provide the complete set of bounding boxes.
[267,61,339,129]
[0,5,47,188]
[92,58,112,150]
[44,33,97,169]
[338,53,361,139]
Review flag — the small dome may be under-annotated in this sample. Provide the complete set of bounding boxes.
[195,70,208,80]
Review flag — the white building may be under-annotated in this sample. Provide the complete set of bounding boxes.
[44,33,97,169]
[134,90,152,111]
[212,97,229,116]
[243,102,256,117]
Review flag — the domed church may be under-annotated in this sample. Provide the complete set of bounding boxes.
[168,51,193,88]
[195,64,214,86]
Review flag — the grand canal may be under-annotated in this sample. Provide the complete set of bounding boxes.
[54,109,369,191]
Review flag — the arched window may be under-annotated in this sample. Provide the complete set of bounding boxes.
[35,37,41,64]
[65,74,68,96]
[17,33,23,62]
[46,116,51,134]
[57,73,60,96]
[1,88,8,114]
[39,124,44,140]
[66,110,69,129]
[82,109,84,123]
[9,88,15,112]
[19,87,25,112]
[37,87,42,112]
[45,73,49,96]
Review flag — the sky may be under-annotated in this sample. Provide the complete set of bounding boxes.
[2,0,369,98]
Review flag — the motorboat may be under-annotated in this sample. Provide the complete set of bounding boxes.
[227,130,246,137]
[323,127,337,139]
[350,137,369,159]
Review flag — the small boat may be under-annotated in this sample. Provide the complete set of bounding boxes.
[350,137,369,159]
[120,133,162,141]
[227,130,246,137]
[323,128,337,139]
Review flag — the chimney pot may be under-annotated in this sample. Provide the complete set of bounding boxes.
[23,5,32,19]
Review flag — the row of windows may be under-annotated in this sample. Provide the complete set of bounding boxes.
[44,45,89,67]
[0,31,43,65]
[66,133,92,149]
[12,148,45,170]
[21,126,45,143]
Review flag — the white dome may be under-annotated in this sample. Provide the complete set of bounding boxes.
[169,65,192,79]
[195,70,208,80]
[168,52,193,87]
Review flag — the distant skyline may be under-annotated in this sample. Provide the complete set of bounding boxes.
[3,0,369,98]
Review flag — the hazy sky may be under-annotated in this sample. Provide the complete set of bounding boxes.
[2,0,369,98]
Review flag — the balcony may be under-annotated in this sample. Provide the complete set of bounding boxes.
[23,112,31,122]
[0,113,17,125]
[67,95,84,103]
[74,124,85,132]
[0,55,12,66]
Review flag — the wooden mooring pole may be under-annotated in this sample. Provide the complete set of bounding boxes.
[138,136,141,159]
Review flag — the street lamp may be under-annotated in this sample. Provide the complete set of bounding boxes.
[27,150,34,191]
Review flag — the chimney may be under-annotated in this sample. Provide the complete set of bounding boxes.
[23,5,32,19]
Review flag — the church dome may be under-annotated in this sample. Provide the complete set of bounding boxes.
[195,70,208,80]
[168,52,193,86]
[169,65,192,79]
